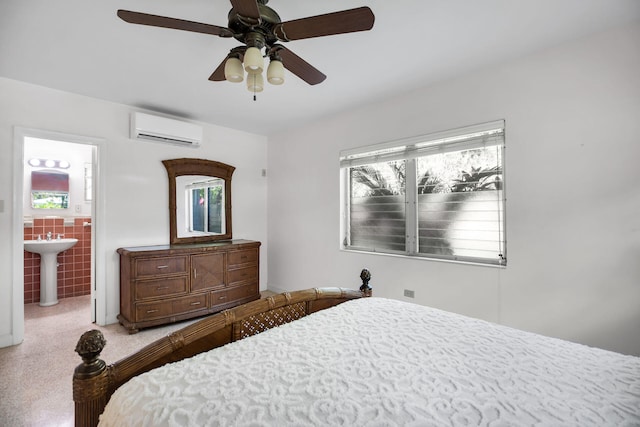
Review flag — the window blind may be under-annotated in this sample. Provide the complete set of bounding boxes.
[340,120,504,167]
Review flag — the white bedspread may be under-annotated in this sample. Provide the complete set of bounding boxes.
[99,298,640,426]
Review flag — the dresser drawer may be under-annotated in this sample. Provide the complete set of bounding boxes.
[210,288,230,306]
[134,276,188,301]
[227,283,258,301]
[228,266,257,285]
[210,283,258,309]
[172,293,207,315]
[136,294,208,322]
[135,299,173,321]
[135,256,188,277]
[228,249,258,267]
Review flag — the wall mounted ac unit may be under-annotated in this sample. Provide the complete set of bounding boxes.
[130,112,203,147]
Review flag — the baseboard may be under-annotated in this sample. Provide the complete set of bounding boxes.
[105,313,119,326]
[266,285,286,295]
[0,333,21,348]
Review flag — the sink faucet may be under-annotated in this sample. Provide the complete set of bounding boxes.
[46,232,52,241]
[57,234,64,240]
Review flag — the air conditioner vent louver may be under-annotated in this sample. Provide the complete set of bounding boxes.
[131,112,203,147]
[136,133,198,145]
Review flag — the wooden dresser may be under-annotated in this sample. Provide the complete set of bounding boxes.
[117,240,260,333]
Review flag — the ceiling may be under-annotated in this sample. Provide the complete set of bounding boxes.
[1,1,639,136]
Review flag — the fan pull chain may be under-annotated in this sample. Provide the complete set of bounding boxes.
[253,74,257,101]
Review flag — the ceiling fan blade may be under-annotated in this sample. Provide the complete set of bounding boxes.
[209,47,246,81]
[209,58,228,81]
[229,0,261,21]
[273,46,326,85]
[117,10,233,38]
[274,7,374,41]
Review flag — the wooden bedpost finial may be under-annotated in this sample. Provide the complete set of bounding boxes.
[74,329,107,379]
[359,269,372,297]
[73,330,109,427]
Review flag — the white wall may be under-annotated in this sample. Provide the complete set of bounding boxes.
[0,78,268,346]
[267,23,640,355]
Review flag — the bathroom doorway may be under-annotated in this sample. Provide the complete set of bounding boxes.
[11,128,106,345]
[23,137,95,318]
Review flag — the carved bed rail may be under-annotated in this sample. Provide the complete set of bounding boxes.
[73,287,365,427]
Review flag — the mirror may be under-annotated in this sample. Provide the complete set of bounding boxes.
[163,158,235,244]
[31,170,70,209]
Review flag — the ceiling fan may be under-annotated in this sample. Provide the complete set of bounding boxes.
[117,0,375,94]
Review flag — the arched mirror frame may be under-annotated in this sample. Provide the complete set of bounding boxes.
[163,158,235,245]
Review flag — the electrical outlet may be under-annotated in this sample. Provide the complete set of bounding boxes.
[404,289,415,298]
[75,204,82,213]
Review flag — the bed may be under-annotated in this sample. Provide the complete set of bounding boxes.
[73,287,640,426]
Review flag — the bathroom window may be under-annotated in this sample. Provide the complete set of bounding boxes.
[84,163,93,201]
[31,192,69,209]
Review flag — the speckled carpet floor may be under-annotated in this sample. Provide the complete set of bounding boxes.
[0,292,275,426]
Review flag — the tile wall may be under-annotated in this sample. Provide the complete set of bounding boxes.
[23,217,92,304]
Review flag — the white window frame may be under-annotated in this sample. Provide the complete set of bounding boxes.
[340,120,507,267]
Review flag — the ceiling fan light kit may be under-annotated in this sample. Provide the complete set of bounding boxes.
[117,0,375,100]
[243,47,264,74]
[267,59,284,85]
[224,57,244,82]
[247,73,265,94]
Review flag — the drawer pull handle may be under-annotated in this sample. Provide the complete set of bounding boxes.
[156,265,169,269]
[190,302,201,306]
[193,268,197,279]
[146,309,159,314]
[218,296,226,300]
[156,286,169,291]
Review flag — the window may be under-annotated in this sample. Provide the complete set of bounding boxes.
[340,121,506,266]
[31,191,69,209]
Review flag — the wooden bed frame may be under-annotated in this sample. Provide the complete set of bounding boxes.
[72,287,367,427]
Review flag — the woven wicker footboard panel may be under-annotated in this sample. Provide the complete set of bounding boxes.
[233,302,307,340]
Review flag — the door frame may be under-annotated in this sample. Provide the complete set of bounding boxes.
[11,127,107,345]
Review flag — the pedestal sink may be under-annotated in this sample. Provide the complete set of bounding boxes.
[24,238,78,306]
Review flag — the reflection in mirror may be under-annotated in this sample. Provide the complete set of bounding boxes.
[163,158,235,244]
[176,176,225,237]
[32,192,69,209]
[31,170,70,209]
